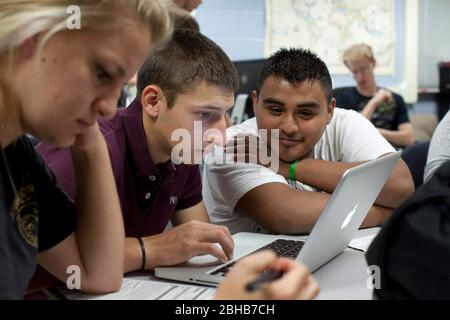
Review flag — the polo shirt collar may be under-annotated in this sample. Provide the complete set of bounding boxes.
[121,98,176,177]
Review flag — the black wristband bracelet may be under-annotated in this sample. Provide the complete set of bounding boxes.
[137,237,146,271]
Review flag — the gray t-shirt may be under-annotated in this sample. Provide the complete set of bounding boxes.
[424,111,450,182]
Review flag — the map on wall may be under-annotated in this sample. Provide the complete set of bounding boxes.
[265,0,396,75]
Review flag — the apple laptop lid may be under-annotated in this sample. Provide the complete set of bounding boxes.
[296,152,401,271]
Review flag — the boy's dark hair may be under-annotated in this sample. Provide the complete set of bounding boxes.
[137,29,238,108]
[257,48,333,104]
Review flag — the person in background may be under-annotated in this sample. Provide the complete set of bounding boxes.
[335,44,415,148]
[171,0,203,12]
[167,0,201,31]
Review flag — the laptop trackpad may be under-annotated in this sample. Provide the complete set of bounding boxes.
[186,244,255,267]
[187,255,221,266]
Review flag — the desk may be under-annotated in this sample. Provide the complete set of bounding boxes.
[131,227,380,300]
[313,227,379,300]
[50,227,380,300]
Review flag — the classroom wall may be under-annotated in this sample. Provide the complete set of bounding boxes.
[196,0,422,103]
[196,0,265,61]
[418,0,450,88]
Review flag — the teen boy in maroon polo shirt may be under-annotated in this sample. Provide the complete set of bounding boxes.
[36,30,237,273]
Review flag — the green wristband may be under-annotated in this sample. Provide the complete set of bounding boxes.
[289,160,297,180]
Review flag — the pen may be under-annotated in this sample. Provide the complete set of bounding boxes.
[245,270,284,292]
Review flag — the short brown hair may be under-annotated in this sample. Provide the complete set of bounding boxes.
[343,43,375,67]
[137,29,238,107]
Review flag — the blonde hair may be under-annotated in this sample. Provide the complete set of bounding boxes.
[0,0,173,55]
[343,43,375,66]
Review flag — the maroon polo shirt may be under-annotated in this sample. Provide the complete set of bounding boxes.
[36,99,203,237]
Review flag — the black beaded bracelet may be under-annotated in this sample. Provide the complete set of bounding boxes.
[137,237,146,271]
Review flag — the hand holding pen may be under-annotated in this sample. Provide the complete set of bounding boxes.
[214,250,320,300]
[245,270,284,292]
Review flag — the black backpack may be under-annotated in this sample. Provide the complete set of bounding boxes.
[366,160,450,299]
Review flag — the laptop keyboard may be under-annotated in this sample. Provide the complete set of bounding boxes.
[210,239,305,277]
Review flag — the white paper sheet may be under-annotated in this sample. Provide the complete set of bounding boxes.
[57,278,216,300]
[348,234,377,252]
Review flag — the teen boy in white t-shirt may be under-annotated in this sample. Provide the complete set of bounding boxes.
[202,48,414,235]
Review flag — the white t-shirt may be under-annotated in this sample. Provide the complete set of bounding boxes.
[202,108,395,234]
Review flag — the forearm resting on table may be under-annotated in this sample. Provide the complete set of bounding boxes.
[279,157,413,208]
[237,182,393,235]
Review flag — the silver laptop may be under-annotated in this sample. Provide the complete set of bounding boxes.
[155,152,401,286]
